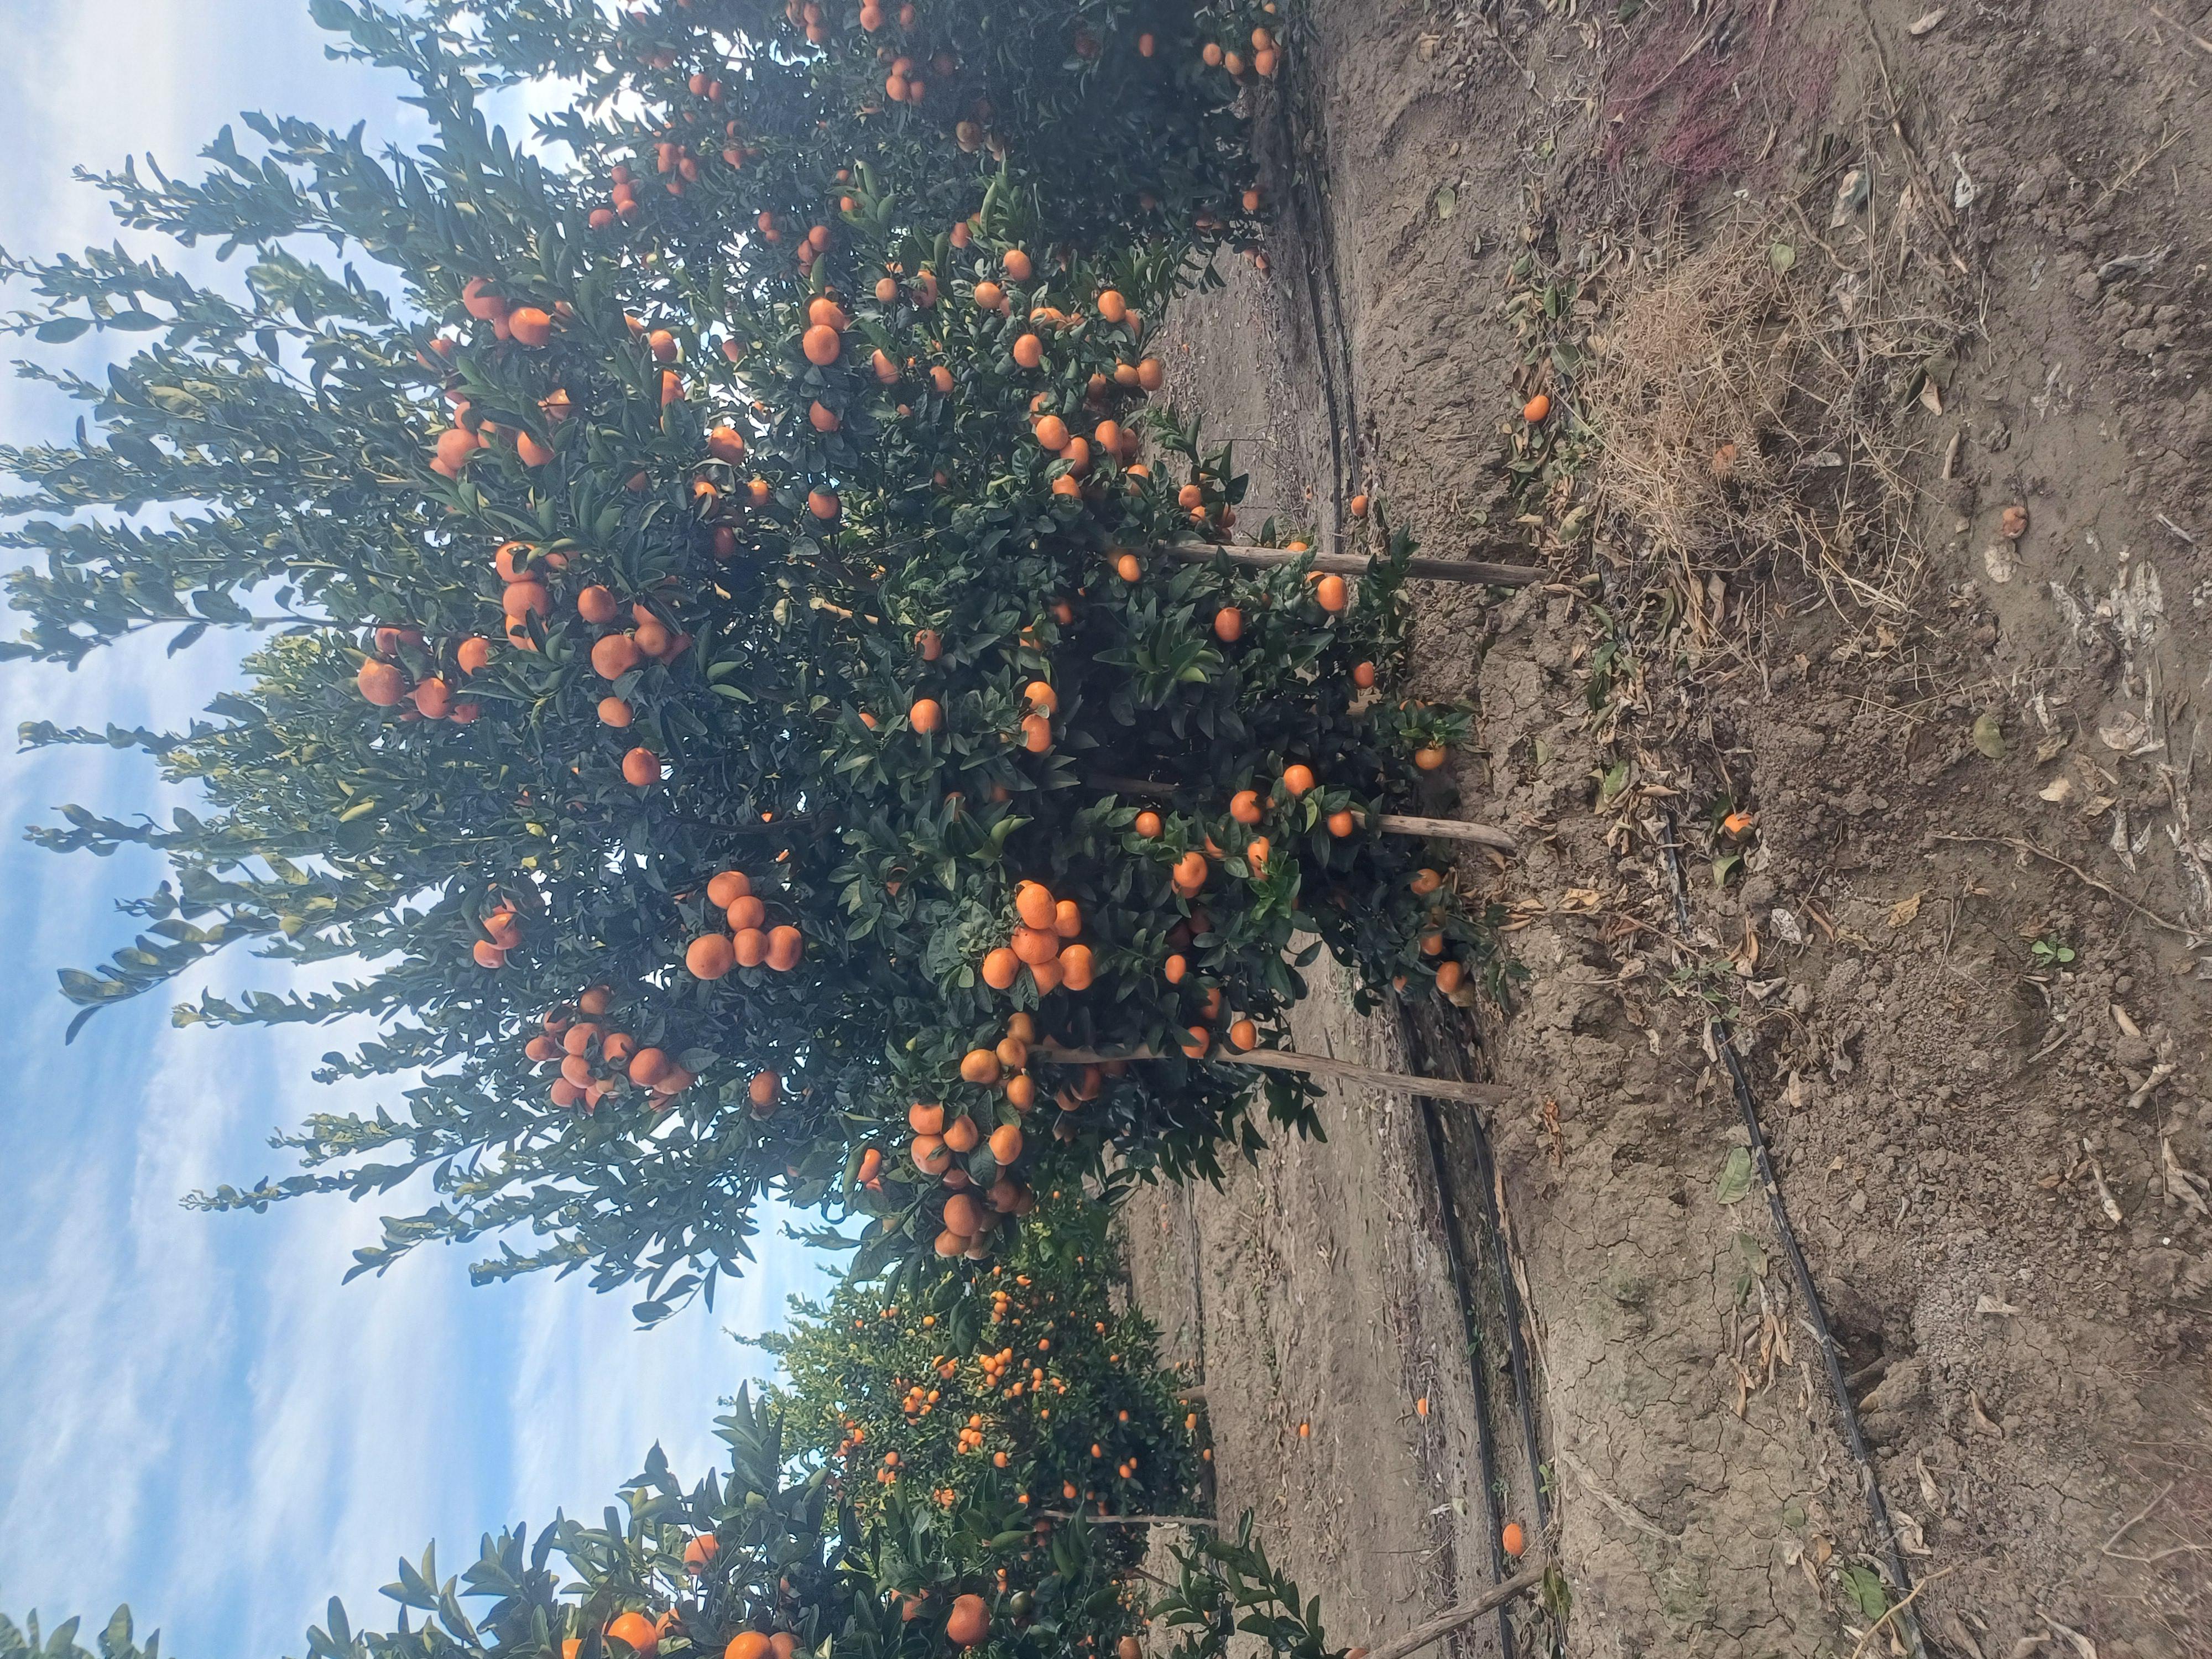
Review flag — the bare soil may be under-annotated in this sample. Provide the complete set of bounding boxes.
[1121,3,2212,1657]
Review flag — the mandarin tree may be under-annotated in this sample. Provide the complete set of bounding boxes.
[4,0,1506,1307]
[3,1385,1377,1659]
[755,1193,1199,1540]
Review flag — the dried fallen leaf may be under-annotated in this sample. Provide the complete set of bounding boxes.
[2038,776,2073,804]
[1968,1391,2004,1438]
[1829,166,1870,228]
[1974,1293,2022,1317]
[1907,7,1946,34]
[1887,891,1924,928]
[2096,709,2158,754]
[1983,542,2017,583]
[2041,1615,2098,1659]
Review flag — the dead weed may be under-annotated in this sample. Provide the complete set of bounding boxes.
[1582,216,1959,638]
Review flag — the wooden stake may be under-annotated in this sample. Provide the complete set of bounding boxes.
[1087,776,1517,856]
[1378,812,1516,854]
[1355,1567,1547,1659]
[1038,1044,1515,1107]
[1157,541,1543,588]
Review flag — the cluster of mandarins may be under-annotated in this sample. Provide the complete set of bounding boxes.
[520,984,696,1111]
[352,624,486,725]
[1199,18,1284,81]
[904,1088,1036,1260]
[685,868,807,984]
[428,281,579,474]
[978,879,1095,997]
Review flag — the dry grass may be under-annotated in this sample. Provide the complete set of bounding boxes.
[1582,215,1960,643]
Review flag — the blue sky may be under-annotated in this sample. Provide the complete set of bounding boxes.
[0,6,831,1654]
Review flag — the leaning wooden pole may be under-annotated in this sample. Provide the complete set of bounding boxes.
[1352,1567,1548,1659]
[1086,776,1518,857]
[1377,812,1516,853]
[1038,1044,1515,1106]
[1157,541,1545,588]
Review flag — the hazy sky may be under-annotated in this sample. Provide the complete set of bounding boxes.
[0,6,830,1655]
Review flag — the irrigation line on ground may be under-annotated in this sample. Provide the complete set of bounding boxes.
[1655,810,1928,1659]
[1408,1077,1519,1658]
[1402,1006,1555,1543]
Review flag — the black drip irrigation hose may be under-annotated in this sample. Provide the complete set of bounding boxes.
[1455,1081,1552,1538]
[1412,1086,1520,1659]
[1270,27,1360,546]
[1653,810,1928,1659]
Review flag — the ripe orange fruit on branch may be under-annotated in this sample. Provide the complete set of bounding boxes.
[1014,881,1055,929]
[357,660,406,706]
[960,1049,1001,1086]
[606,1613,659,1656]
[1230,790,1262,825]
[687,935,735,979]
[1012,333,1043,369]
[591,634,642,680]
[982,947,1020,989]
[909,697,943,733]
[1283,764,1316,796]
[1214,606,1243,641]
[707,870,751,907]
[945,1595,990,1648]
[1415,746,1447,770]
[621,747,660,786]
[801,323,841,365]
[1135,811,1162,838]
[1314,573,1348,612]
[765,925,802,971]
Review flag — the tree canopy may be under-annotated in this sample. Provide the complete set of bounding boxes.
[4,0,1501,1313]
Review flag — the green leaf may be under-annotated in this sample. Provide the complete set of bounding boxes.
[1840,1564,1887,1619]
[1971,711,2006,759]
[35,317,91,343]
[1715,1147,1753,1205]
